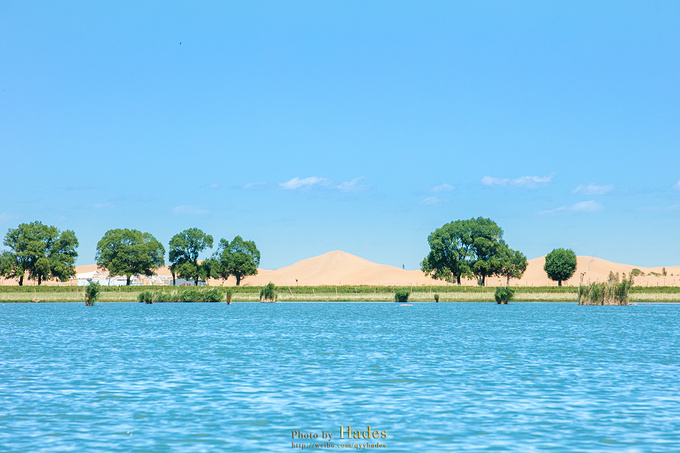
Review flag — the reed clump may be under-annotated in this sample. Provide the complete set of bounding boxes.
[494,287,515,304]
[578,276,631,305]
[394,289,410,302]
[84,281,101,306]
[260,283,277,302]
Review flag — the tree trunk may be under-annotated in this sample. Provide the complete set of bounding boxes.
[194,277,199,286]
[456,275,461,285]
[127,275,131,286]
[558,280,562,287]
[506,275,510,287]
[38,275,42,285]
[172,271,175,286]
[19,275,23,286]
[236,275,241,286]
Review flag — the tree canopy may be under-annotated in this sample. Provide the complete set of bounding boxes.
[95,229,165,285]
[421,217,526,286]
[543,248,577,286]
[168,228,213,285]
[1,221,78,285]
[212,236,260,286]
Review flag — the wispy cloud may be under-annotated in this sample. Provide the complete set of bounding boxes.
[421,197,446,205]
[638,204,680,213]
[243,182,268,190]
[279,177,330,190]
[0,213,19,223]
[482,175,553,188]
[208,182,220,189]
[431,184,454,193]
[573,183,614,195]
[88,203,114,210]
[674,180,680,191]
[336,177,368,192]
[539,200,604,215]
[172,205,210,215]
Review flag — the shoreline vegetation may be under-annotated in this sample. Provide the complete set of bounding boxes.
[1,285,679,303]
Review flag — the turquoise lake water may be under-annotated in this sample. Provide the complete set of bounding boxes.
[1,302,679,452]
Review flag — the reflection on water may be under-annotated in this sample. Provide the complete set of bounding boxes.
[1,302,679,451]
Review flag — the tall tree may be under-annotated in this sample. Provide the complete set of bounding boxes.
[421,220,474,284]
[213,236,260,286]
[1,221,78,285]
[422,217,510,286]
[168,228,213,286]
[95,229,165,286]
[498,245,528,286]
[544,248,577,286]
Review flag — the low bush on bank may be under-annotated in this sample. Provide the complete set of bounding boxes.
[137,288,224,303]
[494,287,515,304]
[260,283,277,302]
[84,281,101,306]
[394,289,410,302]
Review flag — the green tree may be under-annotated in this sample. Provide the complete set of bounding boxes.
[544,248,577,286]
[422,217,512,286]
[168,228,213,286]
[213,236,260,286]
[1,221,78,285]
[498,246,528,286]
[95,229,165,286]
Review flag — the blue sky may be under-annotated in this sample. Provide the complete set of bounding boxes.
[1,1,679,269]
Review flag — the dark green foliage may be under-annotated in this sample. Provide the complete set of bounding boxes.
[543,248,577,286]
[494,287,515,304]
[95,229,165,285]
[168,228,213,286]
[394,289,410,302]
[84,281,101,306]
[226,289,233,304]
[1,221,78,285]
[212,236,260,286]
[630,268,644,276]
[137,291,154,304]
[422,217,524,286]
[137,287,223,303]
[434,293,440,302]
[260,283,277,302]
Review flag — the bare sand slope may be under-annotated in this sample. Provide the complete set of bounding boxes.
[235,250,447,287]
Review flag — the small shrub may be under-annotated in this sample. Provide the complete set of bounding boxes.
[494,287,514,304]
[434,293,440,303]
[137,291,153,304]
[85,281,101,306]
[260,283,277,302]
[226,289,233,304]
[394,289,410,302]
[631,268,643,276]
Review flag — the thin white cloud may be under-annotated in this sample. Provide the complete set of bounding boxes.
[88,203,114,210]
[674,180,680,191]
[208,182,220,189]
[431,184,455,193]
[539,200,604,215]
[243,182,268,190]
[482,175,553,188]
[172,205,210,215]
[421,197,446,205]
[0,213,19,223]
[279,177,330,190]
[336,177,368,192]
[573,183,614,195]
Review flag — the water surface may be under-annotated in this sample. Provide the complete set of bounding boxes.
[1,302,679,452]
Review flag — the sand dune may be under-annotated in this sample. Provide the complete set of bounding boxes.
[3,250,678,287]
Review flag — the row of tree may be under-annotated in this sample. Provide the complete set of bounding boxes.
[421,217,578,286]
[0,222,260,286]
[2,218,579,287]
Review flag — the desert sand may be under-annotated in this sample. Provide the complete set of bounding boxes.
[2,250,679,287]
